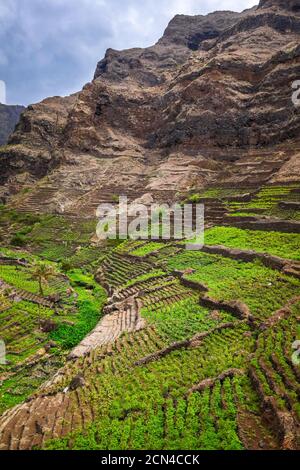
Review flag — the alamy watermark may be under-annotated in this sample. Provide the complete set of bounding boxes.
[0,340,6,365]
[292,340,300,366]
[0,80,6,104]
[292,80,300,107]
[96,197,204,250]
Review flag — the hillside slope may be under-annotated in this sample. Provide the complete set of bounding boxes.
[0,0,299,216]
[0,0,300,452]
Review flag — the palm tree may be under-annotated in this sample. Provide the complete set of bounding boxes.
[31,263,57,297]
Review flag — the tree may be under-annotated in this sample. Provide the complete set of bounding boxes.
[31,262,57,297]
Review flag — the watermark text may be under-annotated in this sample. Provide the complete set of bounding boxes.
[0,340,6,365]
[96,197,204,250]
[292,80,300,107]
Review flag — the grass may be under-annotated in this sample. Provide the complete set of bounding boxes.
[0,249,107,412]
[0,355,64,415]
[0,296,66,413]
[66,246,105,270]
[0,264,56,296]
[167,251,300,320]
[250,300,300,417]
[1,200,299,450]
[121,270,166,289]
[50,271,107,349]
[0,207,90,257]
[226,185,300,220]
[205,226,300,261]
[45,323,254,450]
[0,206,41,246]
[185,185,300,220]
[0,266,105,354]
[26,215,98,261]
[203,188,247,199]
[0,246,36,262]
[0,300,55,361]
[141,296,237,342]
[130,242,166,257]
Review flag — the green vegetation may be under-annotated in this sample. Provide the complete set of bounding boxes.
[205,226,300,261]
[184,193,203,204]
[0,206,40,226]
[1,300,56,363]
[185,185,300,220]
[31,262,59,296]
[0,206,40,246]
[121,270,166,289]
[0,247,106,413]
[45,322,254,450]
[141,296,237,343]
[28,216,96,259]
[250,300,300,419]
[227,185,300,220]
[167,251,300,320]
[130,242,166,257]
[0,264,57,296]
[0,354,64,414]
[50,270,106,349]
[66,246,105,270]
[202,188,245,199]
[101,252,153,289]
[0,197,299,450]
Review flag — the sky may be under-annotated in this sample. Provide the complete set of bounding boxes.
[0,0,257,106]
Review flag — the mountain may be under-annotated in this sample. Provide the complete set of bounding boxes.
[0,0,300,452]
[0,1,300,214]
[0,104,25,147]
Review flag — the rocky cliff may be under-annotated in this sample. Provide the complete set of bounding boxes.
[0,104,25,146]
[0,0,300,215]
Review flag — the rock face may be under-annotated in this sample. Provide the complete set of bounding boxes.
[259,0,300,11]
[0,104,25,146]
[0,1,300,215]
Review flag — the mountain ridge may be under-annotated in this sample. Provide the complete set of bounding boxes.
[0,1,299,215]
[0,0,300,452]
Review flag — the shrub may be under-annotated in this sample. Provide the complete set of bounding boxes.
[11,233,27,247]
[185,194,202,204]
[60,261,74,273]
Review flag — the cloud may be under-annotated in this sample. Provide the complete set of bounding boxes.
[0,0,257,105]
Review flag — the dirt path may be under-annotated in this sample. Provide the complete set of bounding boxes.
[69,296,146,359]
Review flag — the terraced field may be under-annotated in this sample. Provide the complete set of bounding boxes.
[0,250,107,415]
[2,0,300,453]
[226,186,300,220]
[205,227,300,261]
[0,184,299,450]
[185,185,300,228]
